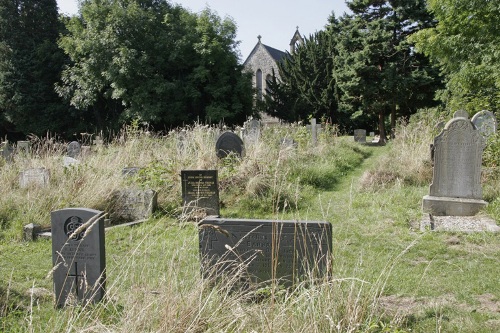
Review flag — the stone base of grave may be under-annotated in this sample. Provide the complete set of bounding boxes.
[420,214,499,232]
[422,195,488,216]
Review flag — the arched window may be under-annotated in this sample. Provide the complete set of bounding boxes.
[256,69,263,100]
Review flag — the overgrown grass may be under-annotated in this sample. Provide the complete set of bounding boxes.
[1,116,499,332]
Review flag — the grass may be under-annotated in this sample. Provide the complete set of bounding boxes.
[1,114,499,332]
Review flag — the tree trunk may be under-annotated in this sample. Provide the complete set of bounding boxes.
[378,110,386,145]
[390,103,396,139]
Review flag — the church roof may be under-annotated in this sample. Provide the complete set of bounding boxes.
[262,44,287,62]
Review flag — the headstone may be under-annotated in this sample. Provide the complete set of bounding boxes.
[17,141,30,155]
[19,168,50,188]
[422,111,488,216]
[67,141,81,158]
[0,141,13,162]
[215,132,244,158]
[63,156,80,168]
[243,119,261,143]
[23,223,41,241]
[181,170,220,217]
[122,167,141,177]
[110,188,157,222]
[369,132,375,137]
[471,110,497,141]
[199,217,332,287]
[51,208,105,308]
[353,129,367,143]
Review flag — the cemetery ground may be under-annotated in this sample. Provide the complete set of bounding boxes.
[1,116,499,332]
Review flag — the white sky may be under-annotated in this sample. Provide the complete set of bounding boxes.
[57,0,350,62]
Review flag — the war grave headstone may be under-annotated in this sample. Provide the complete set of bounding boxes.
[422,110,487,216]
[67,141,81,158]
[109,188,157,223]
[353,129,367,143]
[199,217,332,287]
[16,141,30,155]
[216,132,244,158]
[181,170,220,217]
[19,168,50,188]
[51,208,105,308]
[471,110,497,141]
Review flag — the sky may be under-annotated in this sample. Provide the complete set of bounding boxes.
[57,0,350,62]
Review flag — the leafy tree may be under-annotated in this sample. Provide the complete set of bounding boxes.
[335,0,441,143]
[410,0,500,113]
[57,0,253,130]
[0,0,69,137]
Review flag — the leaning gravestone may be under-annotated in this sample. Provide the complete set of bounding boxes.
[215,132,244,158]
[422,110,488,216]
[19,168,50,188]
[67,141,81,158]
[181,170,220,217]
[353,129,367,143]
[110,189,157,223]
[471,110,497,142]
[51,208,105,308]
[199,217,332,287]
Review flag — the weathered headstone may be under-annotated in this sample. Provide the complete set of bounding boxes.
[243,119,261,143]
[353,129,367,143]
[181,170,220,217]
[369,132,375,137]
[216,132,244,158]
[17,141,30,155]
[67,141,81,158]
[471,110,497,141]
[23,223,42,241]
[51,208,105,308]
[63,156,80,168]
[110,188,157,222]
[19,168,50,188]
[199,217,332,287]
[422,111,487,216]
[0,141,13,162]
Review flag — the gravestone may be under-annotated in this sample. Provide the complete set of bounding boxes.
[353,129,367,143]
[422,111,487,216]
[63,156,80,168]
[199,217,332,287]
[181,170,220,217]
[0,142,13,162]
[216,132,244,158]
[243,119,261,143]
[17,141,30,155]
[51,208,105,308]
[369,132,375,137]
[110,188,157,222]
[19,168,50,188]
[67,141,81,158]
[471,110,497,141]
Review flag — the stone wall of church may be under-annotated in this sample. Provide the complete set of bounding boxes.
[244,44,281,88]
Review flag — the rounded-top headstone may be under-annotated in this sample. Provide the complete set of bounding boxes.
[67,141,81,158]
[471,110,497,140]
[216,132,244,158]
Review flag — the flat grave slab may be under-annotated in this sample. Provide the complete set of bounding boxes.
[199,217,332,287]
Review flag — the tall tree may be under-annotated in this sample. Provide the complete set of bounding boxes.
[410,0,500,113]
[335,0,441,143]
[57,0,253,130]
[0,0,68,136]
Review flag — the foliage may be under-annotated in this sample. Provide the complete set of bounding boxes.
[334,0,442,143]
[410,0,500,113]
[0,0,71,137]
[57,0,253,131]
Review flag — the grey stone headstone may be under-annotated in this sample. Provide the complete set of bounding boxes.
[199,217,332,287]
[423,111,487,216]
[181,170,220,217]
[19,168,50,188]
[243,119,261,143]
[0,142,13,162]
[369,132,375,137]
[17,141,30,155]
[353,129,367,143]
[471,110,497,141]
[23,223,41,241]
[63,156,80,168]
[67,141,81,158]
[215,132,244,158]
[51,208,105,308]
[110,188,157,222]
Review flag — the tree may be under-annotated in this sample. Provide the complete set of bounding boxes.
[335,0,441,143]
[410,0,500,113]
[57,0,253,130]
[0,0,69,136]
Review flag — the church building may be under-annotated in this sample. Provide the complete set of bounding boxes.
[243,28,304,105]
